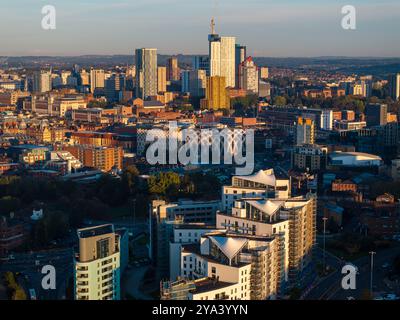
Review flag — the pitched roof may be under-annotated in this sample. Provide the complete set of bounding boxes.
[237,170,276,186]
[209,236,248,261]
[246,199,284,216]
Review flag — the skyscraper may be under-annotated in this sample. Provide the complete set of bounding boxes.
[295,117,316,145]
[220,37,236,88]
[32,70,52,93]
[181,71,190,93]
[389,73,400,101]
[189,69,207,97]
[365,103,388,127]
[90,69,105,94]
[208,19,236,88]
[193,56,210,75]
[259,67,269,80]
[167,57,180,81]
[135,48,158,99]
[74,224,121,300]
[200,76,230,110]
[238,57,259,95]
[105,73,125,102]
[235,44,246,88]
[157,66,167,93]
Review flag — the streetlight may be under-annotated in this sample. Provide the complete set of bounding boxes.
[369,251,376,296]
[323,217,328,274]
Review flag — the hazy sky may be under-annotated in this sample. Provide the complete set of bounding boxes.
[0,0,399,57]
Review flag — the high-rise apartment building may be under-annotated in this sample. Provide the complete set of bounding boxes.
[189,70,207,97]
[238,57,259,95]
[90,69,105,94]
[222,169,291,212]
[365,103,388,127]
[219,37,236,88]
[179,231,280,300]
[292,144,328,172]
[32,70,52,93]
[295,117,316,145]
[389,73,400,101]
[79,69,90,86]
[167,57,180,81]
[208,19,236,88]
[157,66,167,93]
[218,194,317,282]
[200,76,230,110]
[105,73,125,102]
[181,71,190,93]
[135,48,158,99]
[193,56,210,75]
[350,80,371,97]
[259,67,269,80]
[74,224,121,300]
[235,44,246,88]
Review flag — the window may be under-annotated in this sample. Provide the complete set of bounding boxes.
[96,239,110,259]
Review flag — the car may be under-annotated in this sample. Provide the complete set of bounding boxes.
[382,263,390,268]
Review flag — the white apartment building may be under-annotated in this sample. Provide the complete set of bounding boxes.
[208,21,236,88]
[180,231,284,300]
[32,70,52,93]
[90,69,105,94]
[74,225,121,300]
[217,195,316,282]
[216,199,290,282]
[238,57,259,95]
[389,73,400,101]
[169,224,220,281]
[222,169,291,212]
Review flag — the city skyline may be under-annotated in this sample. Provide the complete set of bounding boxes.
[1,0,400,57]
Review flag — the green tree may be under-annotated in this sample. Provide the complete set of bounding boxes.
[274,96,287,106]
[122,165,140,196]
[148,172,180,196]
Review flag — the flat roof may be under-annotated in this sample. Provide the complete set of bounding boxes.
[78,224,114,239]
[192,278,235,294]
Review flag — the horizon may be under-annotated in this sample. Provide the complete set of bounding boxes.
[2,54,400,59]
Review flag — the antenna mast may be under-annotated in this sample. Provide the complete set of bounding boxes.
[211,18,215,35]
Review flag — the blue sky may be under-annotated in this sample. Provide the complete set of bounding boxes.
[0,0,399,57]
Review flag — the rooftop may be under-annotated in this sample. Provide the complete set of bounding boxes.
[77,224,114,239]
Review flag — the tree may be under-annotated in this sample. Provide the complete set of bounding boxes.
[148,172,180,196]
[274,96,287,106]
[122,165,140,196]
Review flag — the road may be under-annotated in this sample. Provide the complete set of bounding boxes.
[304,245,400,300]
[0,248,74,300]
[121,265,154,300]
